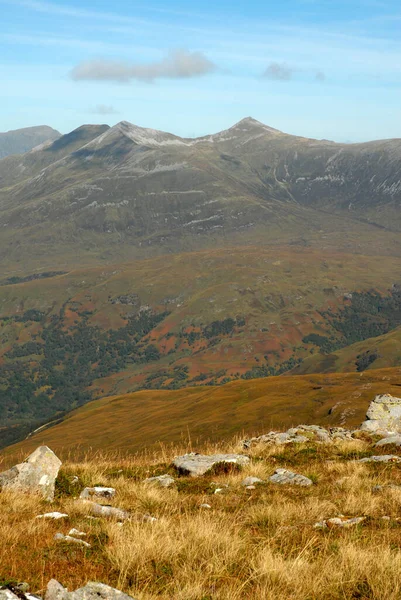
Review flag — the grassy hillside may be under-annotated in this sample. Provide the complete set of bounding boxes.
[4,366,401,460]
[3,427,401,599]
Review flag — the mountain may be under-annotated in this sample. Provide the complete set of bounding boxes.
[0,118,401,272]
[1,117,401,448]
[0,125,61,159]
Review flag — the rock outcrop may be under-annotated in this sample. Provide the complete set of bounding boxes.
[0,446,61,501]
[173,453,250,477]
[243,425,354,448]
[360,394,401,435]
[143,474,175,488]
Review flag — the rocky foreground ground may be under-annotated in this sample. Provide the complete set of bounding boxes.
[2,394,401,599]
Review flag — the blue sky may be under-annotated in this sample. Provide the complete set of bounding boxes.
[1,0,401,141]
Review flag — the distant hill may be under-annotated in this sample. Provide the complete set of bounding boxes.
[0,125,61,159]
[4,366,401,459]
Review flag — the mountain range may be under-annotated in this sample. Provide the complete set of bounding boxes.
[0,125,60,159]
[0,117,401,449]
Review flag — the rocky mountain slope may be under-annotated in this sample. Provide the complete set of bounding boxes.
[0,125,60,159]
[1,118,401,271]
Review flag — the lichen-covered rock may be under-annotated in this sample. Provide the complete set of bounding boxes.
[269,468,313,487]
[360,394,401,435]
[173,453,250,477]
[143,474,175,488]
[79,487,115,500]
[0,446,61,501]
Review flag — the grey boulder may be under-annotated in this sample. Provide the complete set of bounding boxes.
[45,581,137,600]
[241,476,264,487]
[269,468,313,487]
[375,435,401,447]
[173,453,250,477]
[0,446,61,501]
[360,394,401,435]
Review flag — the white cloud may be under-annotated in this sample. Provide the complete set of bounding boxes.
[263,62,294,81]
[71,50,217,83]
[89,104,119,115]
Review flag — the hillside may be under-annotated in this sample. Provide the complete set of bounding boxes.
[1,118,401,448]
[1,245,401,447]
[4,367,401,459]
[0,125,60,159]
[294,326,401,375]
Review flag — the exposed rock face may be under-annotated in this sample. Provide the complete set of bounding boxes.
[269,468,313,487]
[173,453,250,477]
[0,446,61,501]
[243,425,354,448]
[360,394,401,435]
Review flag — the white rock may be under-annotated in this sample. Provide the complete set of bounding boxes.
[241,476,264,487]
[36,512,68,520]
[143,474,175,488]
[54,533,91,548]
[68,528,86,537]
[79,487,115,500]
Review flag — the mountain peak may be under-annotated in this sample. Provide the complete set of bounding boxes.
[230,117,282,135]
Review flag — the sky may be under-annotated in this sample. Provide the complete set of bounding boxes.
[1,0,401,142]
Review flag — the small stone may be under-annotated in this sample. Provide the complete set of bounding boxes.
[68,528,86,537]
[141,514,157,523]
[315,516,365,529]
[88,502,129,520]
[79,487,115,500]
[245,485,256,490]
[359,455,401,463]
[200,503,212,509]
[241,476,264,487]
[36,512,68,520]
[269,468,313,487]
[54,533,91,548]
[143,474,175,488]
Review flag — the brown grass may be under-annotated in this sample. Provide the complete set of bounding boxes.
[4,366,401,461]
[2,435,401,599]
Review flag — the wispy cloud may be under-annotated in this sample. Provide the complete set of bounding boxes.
[90,104,119,115]
[71,50,217,83]
[263,62,294,81]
